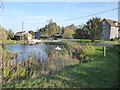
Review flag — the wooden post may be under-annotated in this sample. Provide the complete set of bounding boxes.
[103,46,106,57]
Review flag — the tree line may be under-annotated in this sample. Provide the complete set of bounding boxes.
[0,17,103,43]
[31,17,102,42]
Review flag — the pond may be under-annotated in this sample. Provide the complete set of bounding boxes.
[5,44,48,62]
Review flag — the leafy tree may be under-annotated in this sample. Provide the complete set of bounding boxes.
[63,27,75,39]
[38,25,49,36]
[67,24,77,31]
[48,22,58,37]
[74,24,86,39]
[74,29,86,39]
[38,22,62,38]
[7,29,14,40]
[83,17,102,42]
[28,30,35,36]
[0,25,7,44]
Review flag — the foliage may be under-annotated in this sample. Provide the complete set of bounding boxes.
[63,41,95,63]
[0,25,7,44]
[47,22,58,37]
[6,29,14,40]
[83,17,103,42]
[28,30,35,36]
[2,49,18,61]
[67,24,77,31]
[38,22,61,38]
[74,28,86,39]
[3,46,118,88]
[63,27,75,39]
[46,41,95,66]
[110,38,117,41]
[38,25,49,37]
[2,54,40,83]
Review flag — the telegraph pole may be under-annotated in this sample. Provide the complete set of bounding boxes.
[21,21,24,41]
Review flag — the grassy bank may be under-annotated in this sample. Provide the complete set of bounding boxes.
[64,39,120,43]
[2,41,95,84]
[3,45,119,88]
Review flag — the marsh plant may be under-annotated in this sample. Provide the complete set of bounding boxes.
[2,41,95,84]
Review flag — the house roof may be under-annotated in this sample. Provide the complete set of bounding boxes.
[103,18,120,27]
[15,31,32,37]
[15,31,26,36]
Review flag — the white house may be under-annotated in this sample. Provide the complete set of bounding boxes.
[14,31,32,40]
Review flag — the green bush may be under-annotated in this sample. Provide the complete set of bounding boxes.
[63,41,95,62]
[110,38,117,41]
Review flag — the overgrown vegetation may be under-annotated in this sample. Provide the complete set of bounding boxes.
[3,45,119,88]
[2,41,95,85]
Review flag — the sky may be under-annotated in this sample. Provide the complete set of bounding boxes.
[1,2,118,33]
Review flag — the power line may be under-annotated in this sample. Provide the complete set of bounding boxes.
[24,22,46,24]
[57,7,118,22]
[7,7,118,29]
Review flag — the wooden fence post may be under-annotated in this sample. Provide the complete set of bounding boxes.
[103,46,106,57]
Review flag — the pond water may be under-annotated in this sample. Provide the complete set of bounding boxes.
[5,44,48,62]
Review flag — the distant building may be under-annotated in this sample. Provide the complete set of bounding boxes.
[14,31,32,40]
[34,32,41,39]
[101,18,120,40]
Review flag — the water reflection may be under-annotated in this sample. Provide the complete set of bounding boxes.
[5,44,48,62]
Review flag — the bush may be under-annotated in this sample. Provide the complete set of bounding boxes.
[63,41,95,63]
[110,38,117,41]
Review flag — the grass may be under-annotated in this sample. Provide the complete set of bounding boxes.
[64,39,120,43]
[3,45,119,88]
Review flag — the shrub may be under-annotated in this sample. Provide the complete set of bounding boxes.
[63,41,95,63]
[110,38,117,41]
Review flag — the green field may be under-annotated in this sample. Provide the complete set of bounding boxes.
[3,45,119,88]
[64,39,120,43]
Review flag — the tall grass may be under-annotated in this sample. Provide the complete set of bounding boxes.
[3,45,119,88]
[2,41,96,85]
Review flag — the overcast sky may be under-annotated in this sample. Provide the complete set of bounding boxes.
[1,2,118,33]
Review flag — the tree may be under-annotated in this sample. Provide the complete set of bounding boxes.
[28,30,35,36]
[0,25,7,44]
[48,22,58,37]
[7,29,14,40]
[67,24,77,31]
[63,27,75,39]
[38,22,61,38]
[38,25,49,36]
[83,17,102,42]
[74,29,86,39]
[74,24,87,39]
